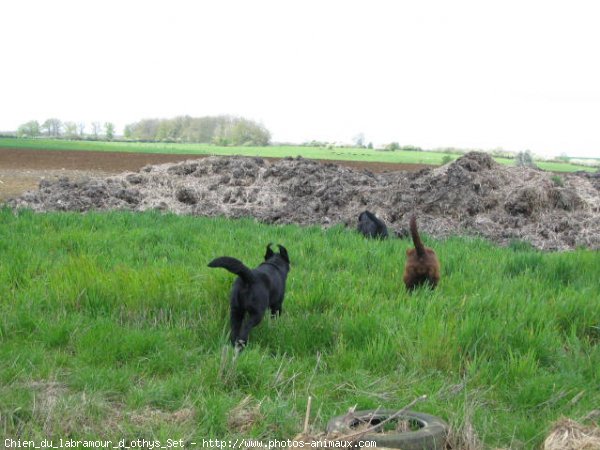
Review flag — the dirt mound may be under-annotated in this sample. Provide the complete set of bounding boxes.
[8,152,600,250]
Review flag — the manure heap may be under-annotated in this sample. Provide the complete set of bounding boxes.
[10,152,600,250]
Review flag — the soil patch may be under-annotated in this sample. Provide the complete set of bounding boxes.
[0,147,431,201]
[0,147,431,172]
[0,168,114,201]
[6,152,600,250]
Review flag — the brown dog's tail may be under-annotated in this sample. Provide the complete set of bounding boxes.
[208,257,255,284]
[410,215,426,257]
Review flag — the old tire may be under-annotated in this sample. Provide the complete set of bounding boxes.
[326,409,448,450]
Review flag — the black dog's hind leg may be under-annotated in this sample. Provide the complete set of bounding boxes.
[230,307,244,346]
[237,311,264,346]
[271,298,284,317]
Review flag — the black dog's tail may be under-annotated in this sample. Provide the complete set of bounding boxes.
[410,215,426,257]
[208,257,255,284]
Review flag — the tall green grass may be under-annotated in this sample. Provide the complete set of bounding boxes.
[1,138,596,172]
[0,209,598,446]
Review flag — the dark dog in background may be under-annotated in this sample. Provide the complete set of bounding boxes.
[208,244,290,349]
[403,215,440,290]
[357,210,388,239]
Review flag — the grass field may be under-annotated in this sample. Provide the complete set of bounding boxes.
[1,209,598,447]
[1,138,597,173]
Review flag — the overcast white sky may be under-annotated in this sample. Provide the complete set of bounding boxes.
[1,0,599,158]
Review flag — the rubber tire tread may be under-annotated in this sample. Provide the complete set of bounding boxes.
[326,409,448,450]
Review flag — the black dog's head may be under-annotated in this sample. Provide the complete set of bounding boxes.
[264,243,290,270]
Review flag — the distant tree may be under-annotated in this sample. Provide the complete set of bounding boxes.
[557,152,570,163]
[155,120,170,141]
[17,120,41,137]
[126,118,160,140]
[385,142,400,151]
[156,117,187,141]
[212,121,231,146]
[123,124,133,139]
[187,116,219,143]
[367,142,373,149]
[212,136,229,146]
[515,150,538,169]
[104,122,115,140]
[166,116,188,141]
[41,118,62,137]
[91,122,102,139]
[63,121,78,139]
[352,133,365,148]
[78,122,86,137]
[229,118,271,146]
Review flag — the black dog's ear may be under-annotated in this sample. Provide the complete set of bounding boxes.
[277,244,289,264]
[265,243,275,260]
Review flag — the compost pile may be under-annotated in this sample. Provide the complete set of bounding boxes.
[9,152,600,250]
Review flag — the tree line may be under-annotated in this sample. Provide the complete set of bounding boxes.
[15,115,271,146]
[17,119,115,140]
[124,115,270,146]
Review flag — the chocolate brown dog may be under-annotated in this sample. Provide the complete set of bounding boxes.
[403,216,440,290]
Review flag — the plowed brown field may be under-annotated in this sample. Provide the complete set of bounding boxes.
[0,147,432,201]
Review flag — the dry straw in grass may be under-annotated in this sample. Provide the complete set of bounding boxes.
[543,418,600,450]
[227,395,263,433]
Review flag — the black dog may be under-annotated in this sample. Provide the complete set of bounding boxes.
[357,210,388,239]
[208,244,290,349]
